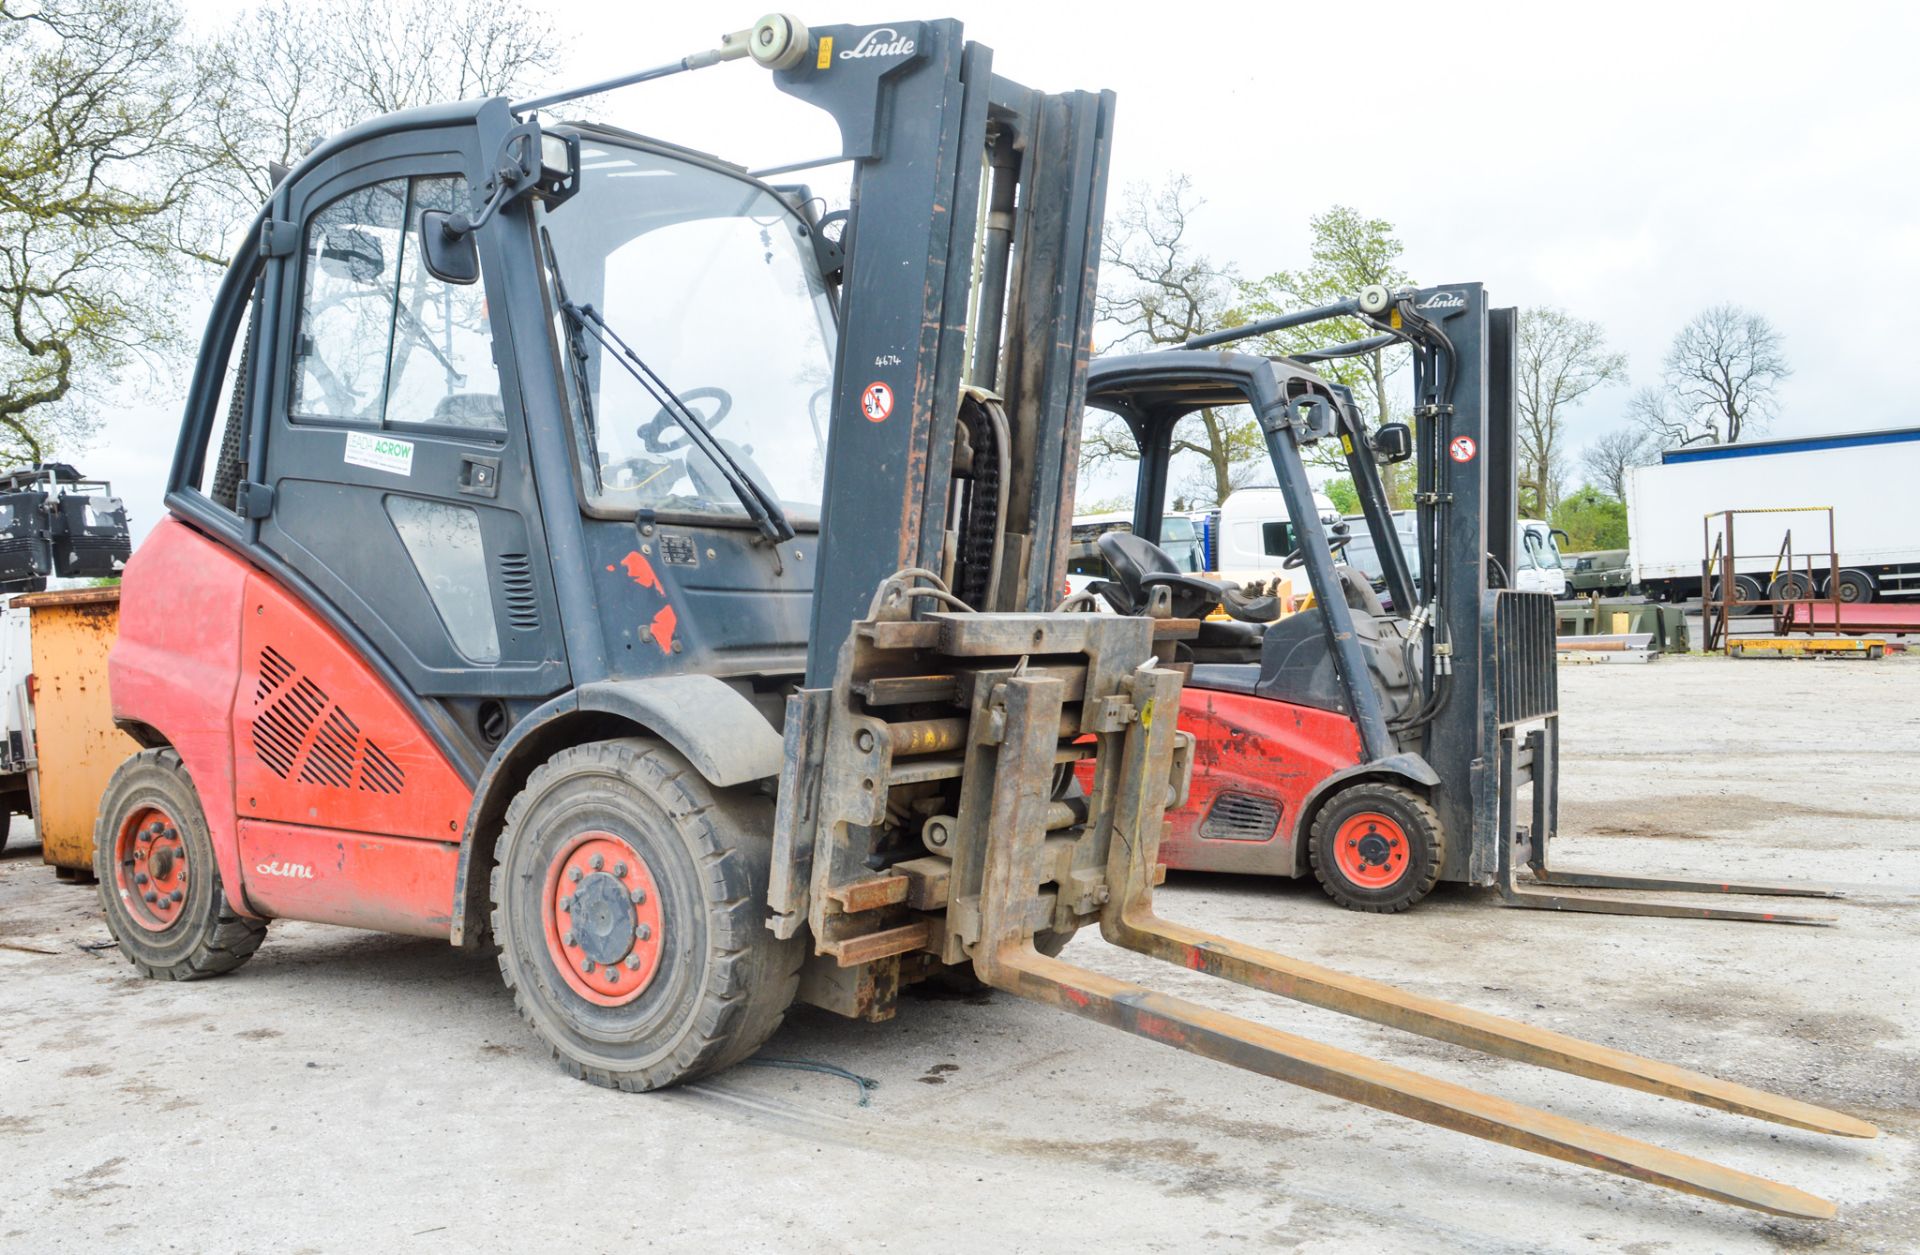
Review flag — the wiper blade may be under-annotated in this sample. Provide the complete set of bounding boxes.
[540,233,795,546]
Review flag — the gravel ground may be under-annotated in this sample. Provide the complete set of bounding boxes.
[2,650,1916,1253]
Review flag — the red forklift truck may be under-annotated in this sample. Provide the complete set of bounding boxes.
[1076,296,1839,922]
[93,15,1869,1218]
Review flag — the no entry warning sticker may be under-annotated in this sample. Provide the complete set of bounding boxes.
[1449,435,1477,463]
[861,381,894,423]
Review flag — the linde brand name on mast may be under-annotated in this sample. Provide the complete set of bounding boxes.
[840,27,916,59]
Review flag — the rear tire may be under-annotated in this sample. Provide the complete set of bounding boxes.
[1828,569,1874,604]
[490,738,803,1091]
[1768,572,1814,602]
[94,749,267,980]
[1308,782,1444,914]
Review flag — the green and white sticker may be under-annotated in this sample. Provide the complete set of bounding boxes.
[344,430,414,476]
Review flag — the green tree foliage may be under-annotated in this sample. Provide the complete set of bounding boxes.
[1237,206,1412,430]
[0,0,214,465]
[1321,475,1360,516]
[1550,484,1629,551]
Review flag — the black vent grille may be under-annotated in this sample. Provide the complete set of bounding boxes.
[1200,792,1282,841]
[250,647,406,795]
[499,553,539,631]
[1494,591,1558,726]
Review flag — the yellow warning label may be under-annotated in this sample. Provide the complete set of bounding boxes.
[816,36,833,68]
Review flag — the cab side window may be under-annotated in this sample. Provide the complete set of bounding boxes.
[291,176,503,432]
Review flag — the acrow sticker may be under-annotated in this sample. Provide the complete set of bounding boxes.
[344,430,414,476]
[1448,435,1477,464]
[861,381,894,423]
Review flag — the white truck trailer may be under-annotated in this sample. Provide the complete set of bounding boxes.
[1625,426,1920,603]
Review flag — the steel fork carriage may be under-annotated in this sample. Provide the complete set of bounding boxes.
[774,571,1874,1220]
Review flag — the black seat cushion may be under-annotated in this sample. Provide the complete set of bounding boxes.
[1188,662,1261,695]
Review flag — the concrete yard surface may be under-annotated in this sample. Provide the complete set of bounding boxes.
[2,652,1916,1252]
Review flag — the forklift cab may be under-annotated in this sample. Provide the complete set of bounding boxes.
[1081,353,1420,728]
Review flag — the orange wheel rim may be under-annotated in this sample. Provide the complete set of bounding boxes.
[1332,811,1411,890]
[113,806,190,932]
[541,831,665,1007]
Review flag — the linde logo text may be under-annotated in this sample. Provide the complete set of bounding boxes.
[255,861,315,880]
[1416,292,1466,310]
[841,27,915,59]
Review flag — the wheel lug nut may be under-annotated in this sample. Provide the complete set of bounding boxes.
[135,872,149,885]
[589,854,605,871]
[624,954,640,970]
[614,862,627,877]
[560,895,574,913]
[169,892,182,904]
[581,959,595,974]
[629,888,646,905]
[143,891,158,903]
[148,821,163,836]
[568,868,583,883]
[563,931,576,947]
[606,968,620,984]
[636,924,652,942]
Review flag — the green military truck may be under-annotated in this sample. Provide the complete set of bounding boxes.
[1566,548,1632,596]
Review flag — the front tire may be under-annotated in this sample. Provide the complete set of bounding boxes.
[94,749,267,980]
[490,738,802,1091]
[1308,782,1444,914]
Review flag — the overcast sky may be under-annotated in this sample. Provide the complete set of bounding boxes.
[98,0,1920,538]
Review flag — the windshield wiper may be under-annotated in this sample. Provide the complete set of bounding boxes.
[539,230,794,545]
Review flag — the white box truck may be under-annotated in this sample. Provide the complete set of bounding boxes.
[1625,426,1920,603]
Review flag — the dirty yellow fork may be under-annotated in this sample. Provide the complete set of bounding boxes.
[970,668,1875,1220]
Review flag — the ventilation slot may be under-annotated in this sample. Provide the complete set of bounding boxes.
[1199,792,1281,842]
[250,646,407,796]
[499,553,539,632]
[256,645,295,702]
[299,707,360,789]
[361,742,404,795]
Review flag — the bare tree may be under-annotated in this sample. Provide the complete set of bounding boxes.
[198,0,567,238]
[1633,304,1789,447]
[1580,426,1654,500]
[1514,307,1627,516]
[0,0,216,464]
[1087,176,1260,507]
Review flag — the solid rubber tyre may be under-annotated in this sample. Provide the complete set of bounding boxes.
[94,748,267,980]
[1307,781,1445,914]
[490,738,803,1091]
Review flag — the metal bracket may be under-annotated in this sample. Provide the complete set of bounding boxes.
[258,219,299,258]
[234,481,274,519]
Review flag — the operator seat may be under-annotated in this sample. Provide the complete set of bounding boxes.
[1091,532,1277,664]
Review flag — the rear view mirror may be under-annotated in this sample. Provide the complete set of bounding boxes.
[420,211,480,285]
[1372,422,1413,463]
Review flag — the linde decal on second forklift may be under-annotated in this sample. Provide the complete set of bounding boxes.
[94,14,1870,1218]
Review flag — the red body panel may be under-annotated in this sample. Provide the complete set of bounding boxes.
[1154,687,1364,877]
[237,821,458,938]
[111,518,255,916]
[111,518,473,932]
[233,570,469,839]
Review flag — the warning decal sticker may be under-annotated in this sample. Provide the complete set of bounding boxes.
[1448,435,1477,464]
[861,381,894,423]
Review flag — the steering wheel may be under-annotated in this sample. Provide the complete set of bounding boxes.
[638,386,733,453]
[1096,532,1279,623]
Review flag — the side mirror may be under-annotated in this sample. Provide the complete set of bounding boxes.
[420,211,480,285]
[1372,422,1413,463]
[1551,528,1570,544]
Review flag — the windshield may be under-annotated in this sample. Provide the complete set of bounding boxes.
[540,140,837,522]
[1522,527,1562,570]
